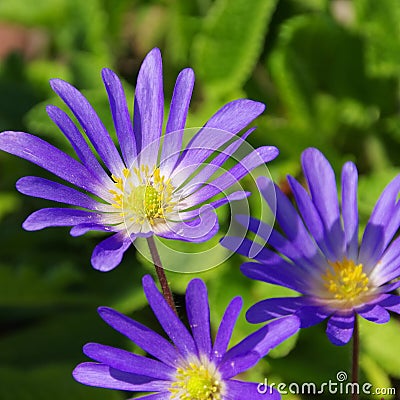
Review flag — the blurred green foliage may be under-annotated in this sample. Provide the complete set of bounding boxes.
[0,0,400,399]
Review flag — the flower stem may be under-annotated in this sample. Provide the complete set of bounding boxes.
[351,315,359,400]
[146,236,177,315]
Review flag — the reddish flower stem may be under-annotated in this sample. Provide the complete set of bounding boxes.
[146,236,177,315]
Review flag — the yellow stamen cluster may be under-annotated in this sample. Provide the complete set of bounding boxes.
[169,361,222,400]
[110,165,175,226]
[322,258,369,302]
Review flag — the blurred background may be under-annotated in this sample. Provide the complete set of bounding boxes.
[0,0,400,398]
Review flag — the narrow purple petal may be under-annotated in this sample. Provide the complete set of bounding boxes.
[133,48,163,166]
[246,297,312,323]
[212,297,242,362]
[22,208,103,231]
[46,105,110,185]
[70,223,117,237]
[91,232,132,271]
[378,294,400,314]
[240,261,309,294]
[185,279,212,357]
[224,316,300,359]
[370,236,400,285]
[225,380,280,400]
[326,313,354,346]
[220,236,273,262]
[16,176,107,211]
[301,148,345,259]
[341,162,359,260]
[142,275,197,358]
[157,206,219,243]
[218,352,260,379]
[287,175,337,261]
[355,303,390,324]
[0,131,109,199]
[102,68,137,166]
[83,343,175,380]
[72,362,170,392]
[204,99,265,134]
[98,306,180,367]
[259,176,327,269]
[359,174,400,269]
[50,79,125,175]
[160,68,195,176]
[180,128,255,197]
[186,146,278,205]
[295,305,332,328]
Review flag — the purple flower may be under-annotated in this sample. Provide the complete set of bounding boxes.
[0,48,277,271]
[222,147,400,346]
[73,275,299,399]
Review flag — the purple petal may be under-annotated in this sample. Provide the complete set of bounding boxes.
[225,380,280,400]
[50,79,125,175]
[83,343,175,380]
[160,68,195,176]
[98,306,180,367]
[70,223,116,237]
[186,146,278,205]
[16,176,107,211]
[204,99,265,134]
[359,174,400,270]
[240,261,309,294]
[46,105,111,184]
[0,131,109,199]
[212,297,242,362]
[220,236,274,262]
[133,48,163,166]
[246,297,312,323]
[224,316,300,359]
[296,305,332,328]
[72,362,170,391]
[326,313,355,346]
[102,68,137,166]
[22,208,103,231]
[185,279,212,357]
[142,275,197,358]
[301,148,345,259]
[287,175,337,261]
[378,294,400,314]
[218,352,260,379]
[259,176,327,269]
[181,128,255,197]
[157,206,219,243]
[91,232,132,271]
[355,303,390,324]
[341,162,359,260]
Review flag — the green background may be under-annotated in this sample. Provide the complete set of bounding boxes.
[0,0,400,398]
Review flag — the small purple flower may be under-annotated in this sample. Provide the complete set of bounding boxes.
[0,48,277,271]
[73,275,299,399]
[222,147,400,346]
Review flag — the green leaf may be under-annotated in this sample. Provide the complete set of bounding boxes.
[355,0,400,78]
[193,0,278,97]
[360,317,400,379]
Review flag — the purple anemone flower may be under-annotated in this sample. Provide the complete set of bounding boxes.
[0,48,277,271]
[222,147,400,346]
[73,275,299,399]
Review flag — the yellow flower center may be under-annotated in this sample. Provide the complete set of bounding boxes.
[170,360,223,400]
[322,258,369,303]
[109,165,175,226]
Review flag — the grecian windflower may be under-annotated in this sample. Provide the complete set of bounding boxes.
[0,48,278,271]
[222,147,400,345]
[73,275,300,399]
